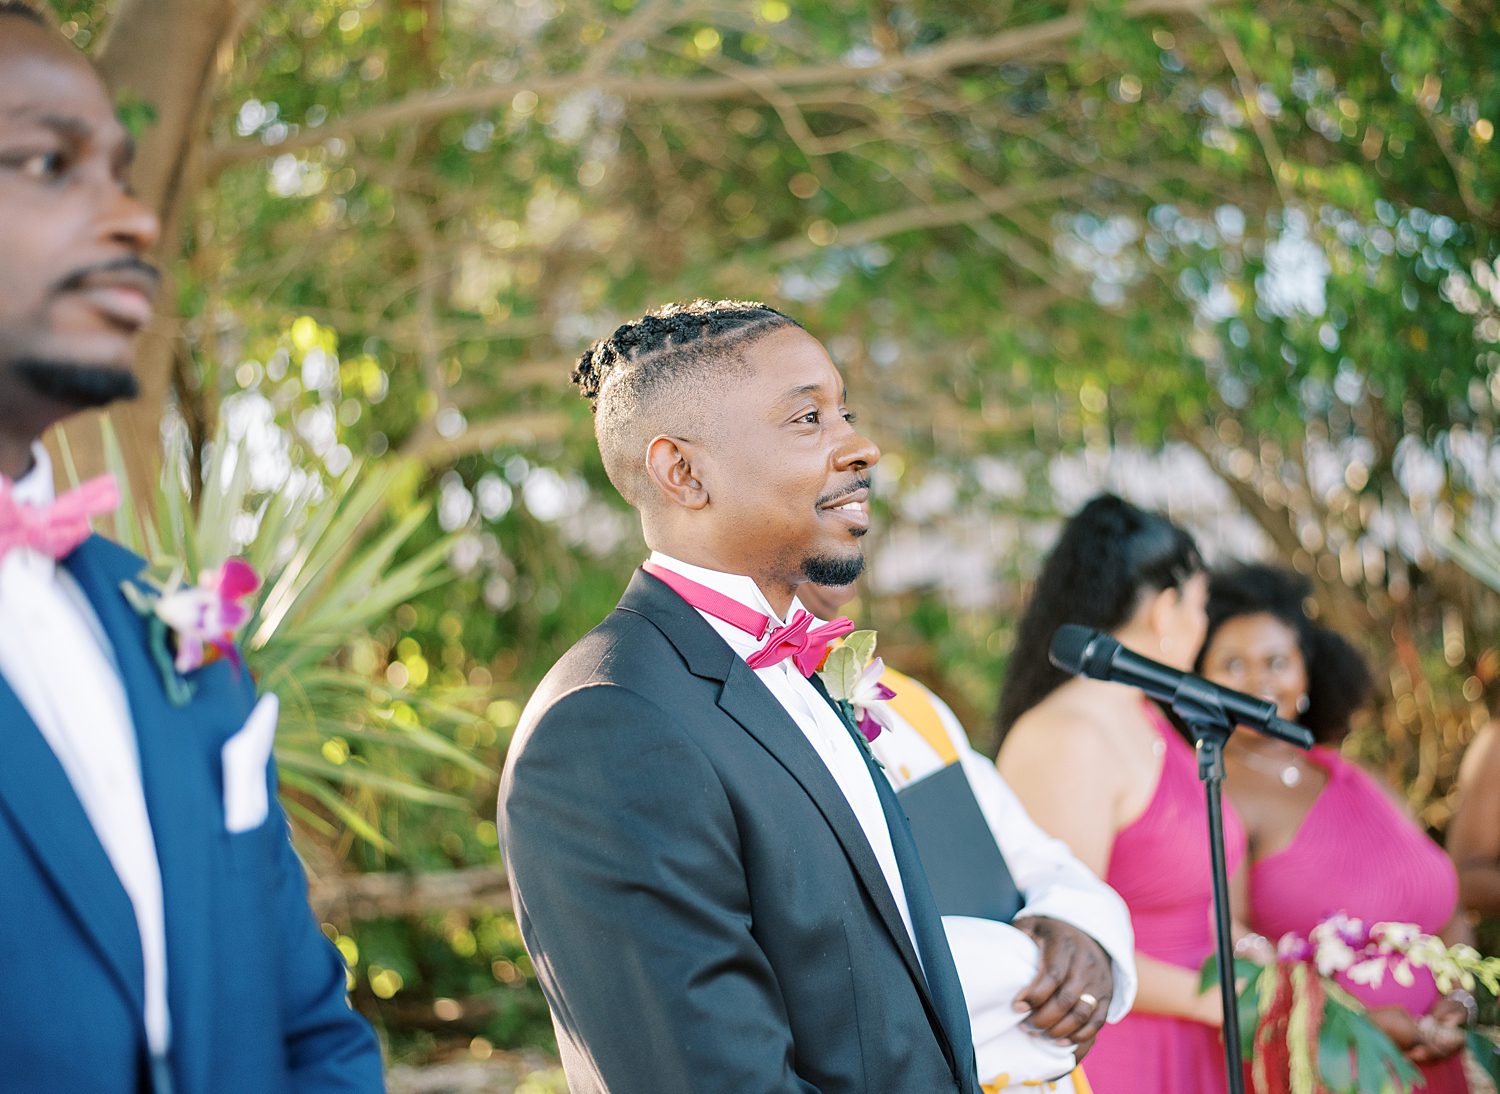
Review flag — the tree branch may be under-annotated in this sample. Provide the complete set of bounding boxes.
[1207,16,1293,206]
[399,409,574,469]
[767,175,1095,262]
[206,0,1239,175]
[308,864,509,920]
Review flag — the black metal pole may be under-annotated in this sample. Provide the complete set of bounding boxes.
[1170,677,1246,1094]
[1197,735,1244,1094]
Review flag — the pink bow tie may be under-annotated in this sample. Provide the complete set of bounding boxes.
[642,561,855,677]
[0,473,119,564]
[744,609,855,676]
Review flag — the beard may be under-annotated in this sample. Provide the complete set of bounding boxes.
[803,549,866,587]
[14,358,140,409]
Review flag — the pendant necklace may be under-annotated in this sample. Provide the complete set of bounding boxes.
[1233,746,1307,788]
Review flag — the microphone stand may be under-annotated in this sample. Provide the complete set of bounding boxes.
[1167,675,1247,1094]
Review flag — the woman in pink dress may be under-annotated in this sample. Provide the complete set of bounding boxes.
[1197,565,1473,1092]
[997,495,1245,1093]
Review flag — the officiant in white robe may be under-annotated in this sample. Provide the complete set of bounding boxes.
[797,581,1135,1094]
[865,668,1136,1093]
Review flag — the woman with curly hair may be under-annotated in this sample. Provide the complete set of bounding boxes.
[1196,564,1473,1093]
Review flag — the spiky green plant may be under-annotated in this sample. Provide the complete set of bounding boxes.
[1441,524,1500,599]
[59,422,486,851]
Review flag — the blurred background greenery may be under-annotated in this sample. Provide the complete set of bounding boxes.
[37,0,1500,1081]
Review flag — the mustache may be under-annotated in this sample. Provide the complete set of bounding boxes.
[52,256,162,295]
[816,476,872,509]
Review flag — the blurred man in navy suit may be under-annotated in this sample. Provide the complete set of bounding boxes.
[0,6,383,1091]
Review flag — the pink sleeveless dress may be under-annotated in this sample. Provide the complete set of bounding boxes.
[1247,748,1470,1093]
[1084,701,1247,1094]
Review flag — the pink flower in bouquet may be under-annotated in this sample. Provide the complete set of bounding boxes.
[1307,912,1369,976]
[1276,933,1313,963]
[150,558,261,673]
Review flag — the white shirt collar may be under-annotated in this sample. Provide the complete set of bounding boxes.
[1,445,60,578]
[9,443,55,508]
[646,551,815,644]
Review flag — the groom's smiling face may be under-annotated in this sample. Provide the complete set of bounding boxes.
[0,17,160,426]
[690,325,880,595]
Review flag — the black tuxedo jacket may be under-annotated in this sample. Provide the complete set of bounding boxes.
[498,570,978,1094]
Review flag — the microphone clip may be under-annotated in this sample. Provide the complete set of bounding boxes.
[1168,675,1236,781]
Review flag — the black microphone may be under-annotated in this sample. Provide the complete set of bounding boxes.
[1048,624,1314,749]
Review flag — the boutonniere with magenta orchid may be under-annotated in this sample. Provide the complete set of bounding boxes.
[817,630,896,760]
[121,558,261,707]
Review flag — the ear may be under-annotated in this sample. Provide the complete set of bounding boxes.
[1141,584,1181,641]
[645,435,709,511]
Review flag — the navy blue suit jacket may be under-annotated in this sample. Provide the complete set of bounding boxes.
[0,535,383,1092]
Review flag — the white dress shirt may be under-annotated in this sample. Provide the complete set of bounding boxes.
[0,446,170,1054]
[869,677,1138,1091]
[646,553,921,959]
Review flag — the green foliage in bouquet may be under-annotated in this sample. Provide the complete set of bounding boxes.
[1468,1028,1500,1087]
[1201,956,1419,1094]
[1203,914,1500,1094]
[60,421,486,850]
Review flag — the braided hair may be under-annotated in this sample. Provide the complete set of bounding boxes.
[1196,564,1374,744]
[573,299,801,507]
[995,494,1204,744]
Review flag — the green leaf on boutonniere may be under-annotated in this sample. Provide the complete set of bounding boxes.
[835,697,884,768]
[821,645,861,698]
[843,629,877,666]
[120,579,197,707]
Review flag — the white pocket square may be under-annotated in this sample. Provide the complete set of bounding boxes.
[222,694,278,833]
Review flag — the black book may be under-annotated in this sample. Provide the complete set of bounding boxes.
[897,760,1023,923]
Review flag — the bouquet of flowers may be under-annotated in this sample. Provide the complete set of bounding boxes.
[1204,912,1500,1094]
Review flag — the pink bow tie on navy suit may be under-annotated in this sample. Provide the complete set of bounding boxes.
[641,562,854,675]
[0,474,119,563]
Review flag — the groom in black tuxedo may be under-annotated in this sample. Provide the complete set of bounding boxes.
[499,301,982,1093]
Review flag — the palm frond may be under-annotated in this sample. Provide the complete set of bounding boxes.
[78,419,471,850]
[1438,524,1500,596]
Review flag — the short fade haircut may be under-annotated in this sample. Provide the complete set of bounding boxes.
[0,2,47,24]
[572,299,801,508]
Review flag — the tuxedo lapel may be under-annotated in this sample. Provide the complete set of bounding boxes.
[714,662,934,987]
[0,672,146,1016]
[618,570,938,1016]
[63,536,246,1094]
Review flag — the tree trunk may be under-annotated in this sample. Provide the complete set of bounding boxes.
[46,0,255,502]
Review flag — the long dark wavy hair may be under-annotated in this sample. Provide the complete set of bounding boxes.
[1195,564,1374,745]
[995,494,1204,747]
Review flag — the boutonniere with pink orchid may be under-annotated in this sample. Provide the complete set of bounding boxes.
[121,558,261,707]
[817,629,896,757]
